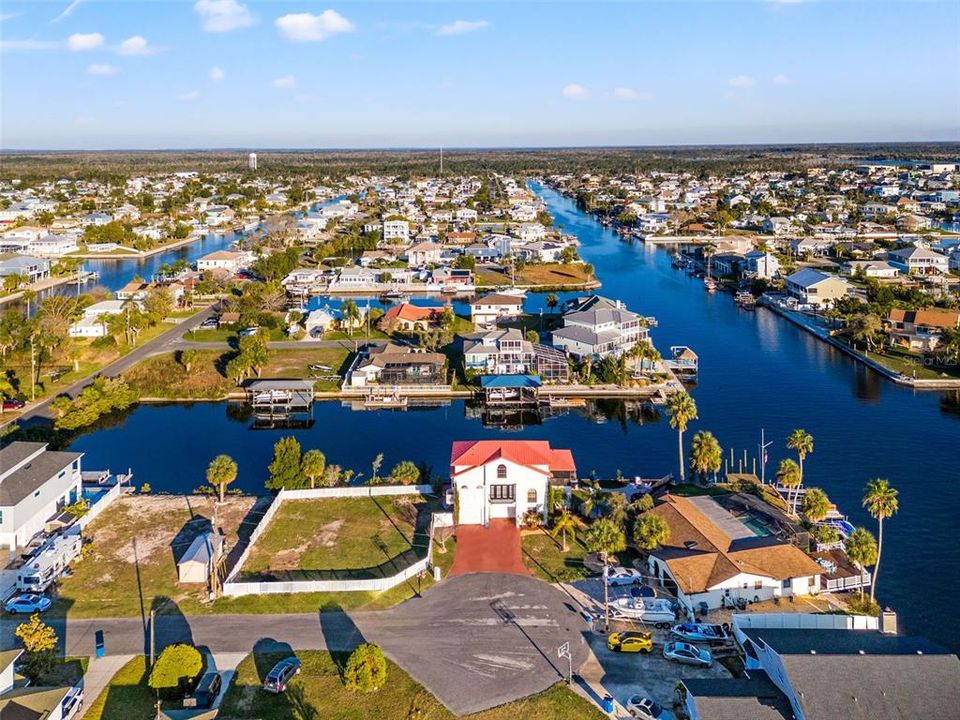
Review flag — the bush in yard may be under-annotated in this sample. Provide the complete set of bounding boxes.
[149,643,203,696]
[389,460,420,485]
[14,614,58,683]
[266,436,303,490]
[343,643,388,693]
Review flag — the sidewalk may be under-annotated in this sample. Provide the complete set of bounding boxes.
[80,654,134,719]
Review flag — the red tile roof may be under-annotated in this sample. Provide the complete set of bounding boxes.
[450,440,576,476]
[382,302,442,322]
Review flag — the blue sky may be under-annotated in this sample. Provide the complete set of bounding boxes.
[2,1,959,149]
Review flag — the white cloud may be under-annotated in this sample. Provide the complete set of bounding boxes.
[194,0,254,33]
[67,32,104,51]
[209,66,224,81]
[178,90,201,102]
[727,75,756,89]
[562,83,590,101]
[436,20,489,36]
[2,11,23,22]
[272,75,296,89]
[612,86,653,101]
[275,10,354,42]
[87,63,117,76]
[117,35,155,56]
[52,0,83,23]
[772,73,791,86]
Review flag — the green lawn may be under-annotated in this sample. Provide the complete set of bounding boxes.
[82,656,154,720]
[218,651,605,720]
[240,496,428,580]
[863,346,960,380]
[521,530,591,584]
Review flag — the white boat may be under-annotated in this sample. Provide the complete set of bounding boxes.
[493,287,528,297]
[607,597,676,625]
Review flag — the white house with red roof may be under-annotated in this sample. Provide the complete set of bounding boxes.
[450,440,576,526]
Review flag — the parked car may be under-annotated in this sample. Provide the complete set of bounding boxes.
[626,694,674,719]
[186,671,222,709]
[607,631,653,654]
[5,593,52,614]
[262,656,301,694]
[238,326,261,337]
[606,566,643,586]
[662,641,712,668]
[2,399,25,410]
[198,318,219,329]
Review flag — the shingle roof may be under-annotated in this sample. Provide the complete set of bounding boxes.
[0,443,81,507]
[684,670,793,720]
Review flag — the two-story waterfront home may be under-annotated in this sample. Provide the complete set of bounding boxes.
[886,246,949,275]
[451,440,576,526]
[469,293,524,330]
[551,295,646,360]
[784,269,850,308]
[463,328,534,375]
[643,494,822,612]
[0,442,83,551]
[0,254,51,284]
[887,308,960,352]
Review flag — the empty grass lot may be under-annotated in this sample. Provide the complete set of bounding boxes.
[218,651,605,720]
[521,529,592,584]
[240,496,428,581]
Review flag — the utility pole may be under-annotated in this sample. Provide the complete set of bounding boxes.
[149,608,156,667]
[602,561,610,633]
[759,428,773,485]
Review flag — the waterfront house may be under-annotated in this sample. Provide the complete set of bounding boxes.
[517,223,547,243]
[0,254,51,284]
[303,308,336,338]
[682,622,960,720]
[518,241,565,263]
[68,299,133,337]
[886,308,960,352]
[450,440,576,526]
[196,250,253,273]
[405,241,444,267]
[469,293,524,330]
[784,269,850,308]
[643,494,822,612]
[744,250,780,280]
[348,343,446,387]
[115,280,150,301]
[710,252,746,278]
[0,442,83,551]
[463,328,535,375]
[551,295,646,360]
[28,234,79,257]
[379,302,443,333]
[762,217,794,235]
[840,260,899,279]
[887,246,949,275]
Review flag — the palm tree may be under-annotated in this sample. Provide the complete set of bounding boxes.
[800,487,831,523]
[206,454,238,503]
[844,527,878,601]
[863,478,899,603]
[776,458,802,514]
[551,510,581,552]
[786,429,814,484]
[585,518,627,631]
[546,293,559,314]
[633,514,671,552]
[689,430,722,484]
[667,392,698,483]
[340,299,360,337]
[605,493,629,529]
[301,449,326,490]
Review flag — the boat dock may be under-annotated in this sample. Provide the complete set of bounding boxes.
[246,379,316,428]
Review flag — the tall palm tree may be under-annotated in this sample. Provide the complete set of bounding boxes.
[800,487,831,523]
[340,299,360,337]
[585,518,627,631]
[206,454,238,503]
[844,527,878,601]
[301,449,326,490]
[667,391,698,483]
[546,293,559,314]
[551,510,581,552]
[786,429,814,484]
[776,458,802,514]
[689,430,722,484]
[634,514,671,552]
[863,478,899,603]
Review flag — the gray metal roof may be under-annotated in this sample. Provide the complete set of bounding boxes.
[684,671,792,720]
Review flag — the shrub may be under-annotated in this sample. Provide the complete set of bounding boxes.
[149,643,204,696]
[388,460,420,486]
[343,643,388,693]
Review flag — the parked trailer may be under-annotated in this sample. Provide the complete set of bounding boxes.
[17,530,82,593]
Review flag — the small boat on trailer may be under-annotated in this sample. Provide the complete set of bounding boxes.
[607,597,677,627]
[670,622,732,645]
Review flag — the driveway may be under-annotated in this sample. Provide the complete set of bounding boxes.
[449,519,530,577]
[353,573,591,716]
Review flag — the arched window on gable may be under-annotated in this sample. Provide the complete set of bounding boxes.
[496,464,507,479]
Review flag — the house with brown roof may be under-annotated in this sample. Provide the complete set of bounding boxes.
[348,342,447,387]
[643,494,822,612]
[378,302,444,333]
[887,308,960,352]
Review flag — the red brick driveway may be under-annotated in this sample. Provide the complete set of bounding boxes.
[449,519,530,576]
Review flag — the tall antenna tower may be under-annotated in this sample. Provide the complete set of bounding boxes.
[440,145,443,176]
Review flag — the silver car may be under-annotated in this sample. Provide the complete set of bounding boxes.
[662,640,712,667]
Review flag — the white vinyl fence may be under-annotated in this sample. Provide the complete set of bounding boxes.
[222,484,438,597]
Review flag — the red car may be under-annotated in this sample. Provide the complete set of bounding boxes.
[2,399,25,411]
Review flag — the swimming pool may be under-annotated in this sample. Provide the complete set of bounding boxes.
[81,486,110,504]
[742,517,771,537]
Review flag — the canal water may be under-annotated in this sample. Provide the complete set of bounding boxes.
[66,183,960,650]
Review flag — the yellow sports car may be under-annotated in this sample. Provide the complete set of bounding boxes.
[607,631,653,653]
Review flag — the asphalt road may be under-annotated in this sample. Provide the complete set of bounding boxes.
[4,306,216,426]
[0,574,592,716]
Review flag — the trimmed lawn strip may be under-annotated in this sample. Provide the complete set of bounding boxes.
[522,530,591,584]
[82,656,154,720]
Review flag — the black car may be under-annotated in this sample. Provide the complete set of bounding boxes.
[262,656,301,694]
[187,671,222,709]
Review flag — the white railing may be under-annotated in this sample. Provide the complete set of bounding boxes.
[732,612,878,637]
[78,480,127,530]
[824,572,872,592]
[222,484,437,595]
